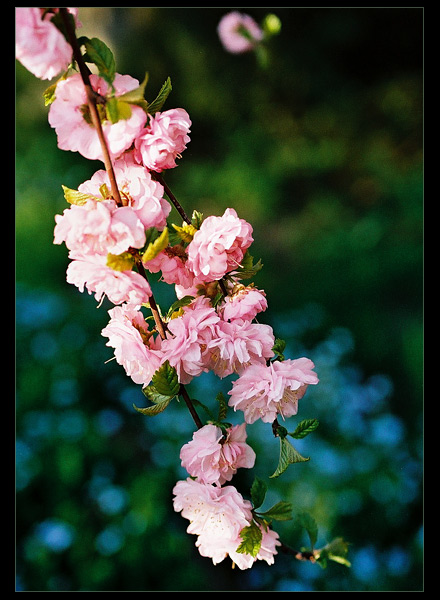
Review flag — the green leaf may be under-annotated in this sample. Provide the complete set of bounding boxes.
[171,222,197,243]
[257,500,293,522]
[133,397,172,416]
[215,392,228,422]
[152,361,180,397]
[289,419,319,439]
[105,97,132,124]
[81,37,116,86]
[142,385,173,405]
[166,296,195,320]
[116,72,149,112]
[316,537,351,568]
[232,251,263,280]
[61,185,96,206]
[147,77,172,115]
[250,477,267,511]
[106,252,135,272]
[142,228,169,262]
[294,512,318,549]
[270,437,309,478]
[236,521,262,558]
[272,338,286,362]
[191,210,204,229]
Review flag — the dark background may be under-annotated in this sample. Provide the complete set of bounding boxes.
[16,7,423,591]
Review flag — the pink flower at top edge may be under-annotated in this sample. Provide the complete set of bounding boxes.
[134,108,191,172]
[101,303,162,386]
[228,358,319,424]
[48,73,147,161]
[15,7,79,80]
[179,423,256,485]
[186,208,253,282]
[217,12,263,54]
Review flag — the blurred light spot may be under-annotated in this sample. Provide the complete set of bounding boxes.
[337,488,363,515]
[370,414,404,447]
[57,410,87,441]
[352,545,379,583]
[96,485,128,515]
[123,510,148,535]
[23,410,54,440]
[385,546,411,576]
[95,409,123,436]
[50,378,79,406]
[16,288,66,329]
[35,519,75,552]
[95,526,124,556]
[30,331,59,361]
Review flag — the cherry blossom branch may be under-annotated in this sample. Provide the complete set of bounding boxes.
[59,7,123,207]
[153,173,191,224]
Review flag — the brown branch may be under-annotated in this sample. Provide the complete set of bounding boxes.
[153,172,191,224]
[59,8,123,206]
[279,542,317,563]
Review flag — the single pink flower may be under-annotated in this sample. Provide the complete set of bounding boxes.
[158,297,219,384]
[15,7,79,80]
[186,208,253,282]
[217,12,263,54]
[180,423,256,485]
[220,284,268,322]
[101,303,162,385]
[207,319,275,378]
[145,246,200,289]
[134,108,191,172]
[66,252,152,306]
[228,358,319,424]
[78,153,171,230]
[54,198,146,256]
[48,73,147,161]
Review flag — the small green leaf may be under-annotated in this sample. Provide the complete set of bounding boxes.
[236,521,262,558]
[133,397,172,416]
[142,228,169,262]
[294,512,318,550]
[171,222,197,243]
[250,477,267,511]
[232,251,263,280]
[289,419,319,439]
[61,185,96,206]
[106,252,135,272]
[272,338,286,362]
[166,296,195,320]
[270,437,309,478]
[105,97,132,124]
[191,210,204,229]
[257,500,293,522]
[81,37,116,86]
[142,385,173,405]
[316,537,351,568]
[147,77,172,115]
[117,72,149,112]
[215,392,228,422]
[152,361,180,397]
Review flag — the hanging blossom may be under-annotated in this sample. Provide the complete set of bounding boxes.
[48,72,147,161]
[173,478,280,569]
[145,245,202,290]
[180,423,256,485]
[66,251,152,306]
[101,303,162,386]
[134,108,192,172]
[15,7,80,80]
[219,283,268,323]
[186,208,254,282]
[78,153,171,231]
[54,198,146,257]
[207,319,275,378]
[228,358,319,424]
[158,297,220,384]
[217,11,263,54]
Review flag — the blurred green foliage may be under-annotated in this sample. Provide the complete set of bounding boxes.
[16,7,423,591]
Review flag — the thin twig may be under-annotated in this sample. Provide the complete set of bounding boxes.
[59,8,123,206]
[153,172,191,224]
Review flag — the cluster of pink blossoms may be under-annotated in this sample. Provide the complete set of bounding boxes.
[17,8,319,570]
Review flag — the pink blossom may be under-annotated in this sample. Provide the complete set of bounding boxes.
[101,303,162,385]
[54,198,146,256]
[173,478,280,569]
[180,423,256,485]
[220,284,268,322]
[217,12,263,54]
[15,8,78,80]
[186,208,253,282]
[78,153,171,230]
[145,246,199,289]
[66,252,151,306]
[48,73,147,161]
[207,319,275,378]
[228,358,319,424]
[134,108,191,172]
[158,297,219,384]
